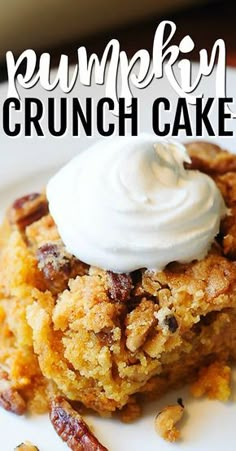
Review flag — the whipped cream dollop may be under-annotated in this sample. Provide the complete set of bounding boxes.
[47,135,226,273]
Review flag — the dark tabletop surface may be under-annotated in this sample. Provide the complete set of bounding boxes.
[0,0,235,84]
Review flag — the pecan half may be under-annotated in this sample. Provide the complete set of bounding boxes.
[50,397,108,451]
[8,193,49,231]
[107,272,132,303]
[0,370,26,415]
[37,241,87,294]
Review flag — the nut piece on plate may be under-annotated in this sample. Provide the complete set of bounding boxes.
[190,361,231,401]
[0,370,26,415]
[8,193,49,231]
[155,401,185,442]
[50,396,108,451]
[15,442,39,451]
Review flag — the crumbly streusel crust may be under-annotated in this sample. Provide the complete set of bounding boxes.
[1,141,236,419]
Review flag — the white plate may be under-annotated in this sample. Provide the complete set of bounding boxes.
[1,64,236,451]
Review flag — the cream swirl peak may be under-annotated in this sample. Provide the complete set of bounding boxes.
[47,135,226,273]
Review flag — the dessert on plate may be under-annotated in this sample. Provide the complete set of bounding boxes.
[0,136,236,448]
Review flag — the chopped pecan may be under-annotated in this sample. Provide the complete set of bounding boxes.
[15,442,39,451]
[0,370,26,415]
[97,329,114,346]
[142,271,162,296]
[107,272,132,303]
[8,193,49,231]
[155,307,179,334]
[164,315,178,333]
[158,288,172,308]
[37,241,87,294]
[125,299,157,352]
[155,403,184,442]
[50,397,108,451]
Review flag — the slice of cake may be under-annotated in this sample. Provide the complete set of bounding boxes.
[0,139,236,430]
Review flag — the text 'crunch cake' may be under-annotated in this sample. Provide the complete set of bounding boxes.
[1,138,236,448]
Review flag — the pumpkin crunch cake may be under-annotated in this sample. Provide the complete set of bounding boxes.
[1,140,236,441]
